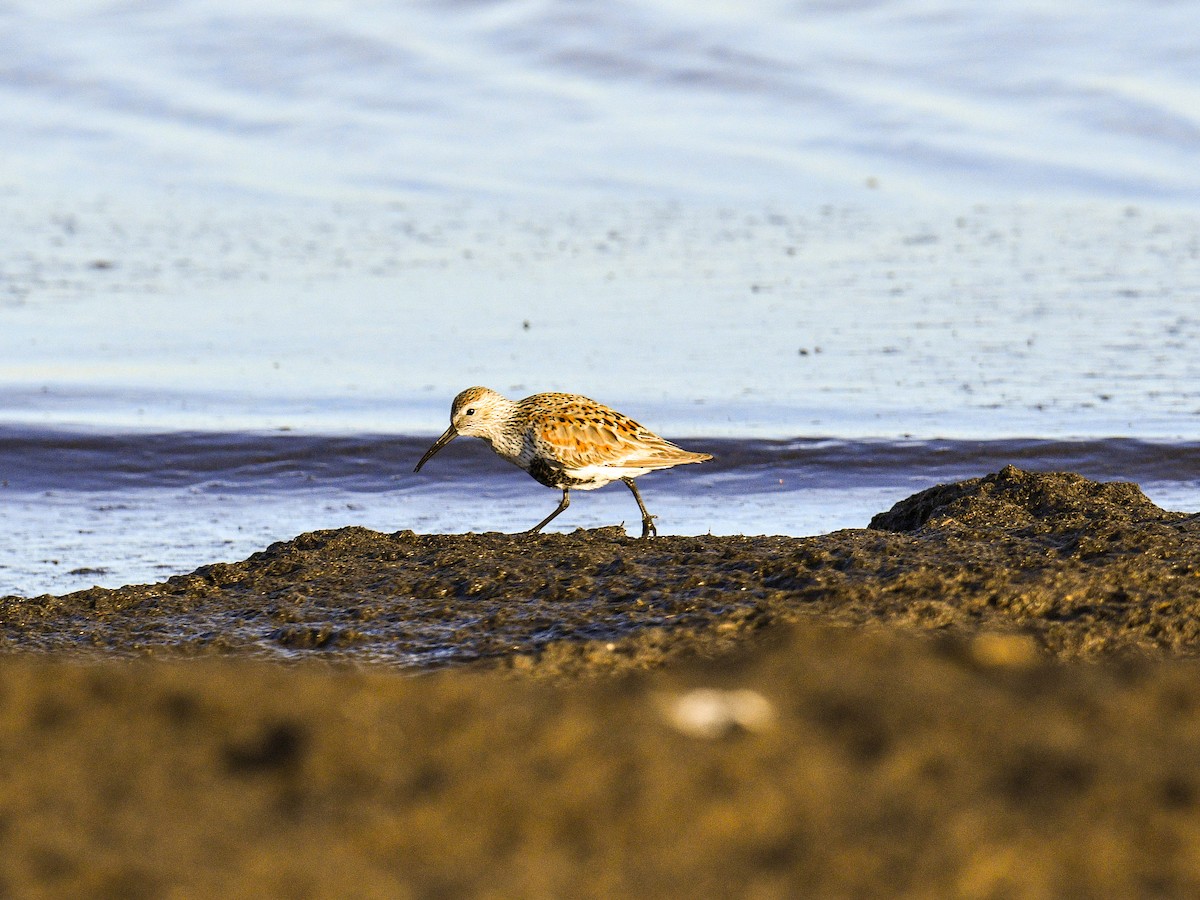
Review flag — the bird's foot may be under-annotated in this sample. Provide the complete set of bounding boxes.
[640,515,658,539]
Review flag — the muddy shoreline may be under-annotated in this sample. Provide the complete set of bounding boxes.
[5,465,1199,669]
[3,466,1200,896]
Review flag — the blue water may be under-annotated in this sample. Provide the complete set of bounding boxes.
[2,1,1200,595]
[5,1,1200,203]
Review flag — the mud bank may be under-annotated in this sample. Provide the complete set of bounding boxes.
[3,466,1199,668]
[3,466,1200,897]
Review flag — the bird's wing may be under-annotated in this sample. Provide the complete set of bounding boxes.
[535,409,709,471]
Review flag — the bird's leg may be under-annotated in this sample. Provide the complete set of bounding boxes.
[526,488,570,534]
[621,477,657,538]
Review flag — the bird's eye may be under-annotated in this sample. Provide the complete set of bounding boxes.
[466,408,475,416]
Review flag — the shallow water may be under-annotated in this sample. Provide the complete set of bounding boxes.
[3,2,1200,595]
[5,1,1199,203]
[5,201,1199,438]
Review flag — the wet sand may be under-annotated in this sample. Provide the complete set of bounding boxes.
[3,466,1200,896]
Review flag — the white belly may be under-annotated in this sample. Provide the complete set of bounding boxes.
[563,464,653,490]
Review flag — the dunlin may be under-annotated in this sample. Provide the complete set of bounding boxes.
[414,386,712,537]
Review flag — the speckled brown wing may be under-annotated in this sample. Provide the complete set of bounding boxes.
[527,396,710,470]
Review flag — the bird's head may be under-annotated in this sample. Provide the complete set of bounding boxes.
[414,386,511,472]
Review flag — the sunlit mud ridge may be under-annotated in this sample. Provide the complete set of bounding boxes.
[4,466,1199,667]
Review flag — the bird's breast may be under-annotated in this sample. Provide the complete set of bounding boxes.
[528,456,633,490]
[527,456,584,489]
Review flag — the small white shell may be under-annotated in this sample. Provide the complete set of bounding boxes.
[659,687,776,739]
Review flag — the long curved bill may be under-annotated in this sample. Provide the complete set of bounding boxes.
[414,425,458,472]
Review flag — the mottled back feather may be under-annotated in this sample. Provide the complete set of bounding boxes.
[521,393,711,472]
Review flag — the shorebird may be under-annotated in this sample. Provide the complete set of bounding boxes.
[414,386,712,537]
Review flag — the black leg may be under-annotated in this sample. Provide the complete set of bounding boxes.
[526,488,570,533]
[621,477,657,538]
